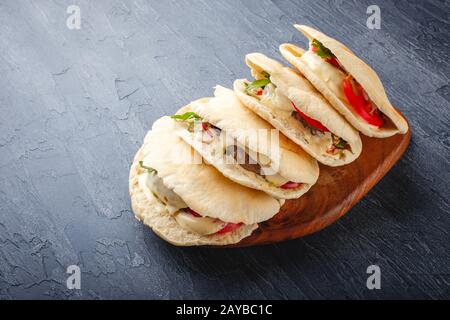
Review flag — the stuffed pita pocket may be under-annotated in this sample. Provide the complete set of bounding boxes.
[172,86,319,199]
[234,53,362,167]
[279,24,408,138]
[129,116,282,246]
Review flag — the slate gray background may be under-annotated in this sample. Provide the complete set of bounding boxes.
[0,0,449,299]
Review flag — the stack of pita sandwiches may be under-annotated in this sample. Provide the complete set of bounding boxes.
[129,25,408,246]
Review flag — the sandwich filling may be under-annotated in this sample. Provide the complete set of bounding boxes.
[244,74,352,159]
[300,39,386,128]
[138,162,242,236]
[172,112,303,190]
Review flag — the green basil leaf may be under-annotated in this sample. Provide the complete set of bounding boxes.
[171,112,203,121]
[335,138,348,149]
[312,39,335,59]
[139,161,157,174]
[245,78,270,94]
[260,71,271,79]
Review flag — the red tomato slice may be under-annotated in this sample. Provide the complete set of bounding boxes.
[216,222,243,235]
[327,57,341,69]
[186,208,202,217]
[342,78,384,127]
[280,182,301,189]
[292,102,329,132]
[202,122,214,137]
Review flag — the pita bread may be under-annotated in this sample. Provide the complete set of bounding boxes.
[279,25,408,138]
[174,87,318,199]
[234,53,362,166]
[140,116,283,225]
[129,145,258,246]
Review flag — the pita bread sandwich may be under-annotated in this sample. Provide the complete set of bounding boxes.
[172,86,319,199]
[234,53,362,167]
[280,24,408,138]
[129,116,283,246]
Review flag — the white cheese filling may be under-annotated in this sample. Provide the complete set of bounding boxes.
[139,172,230,236]
[259,83,293,112]
[261,167,290,186]
[299,50,347,102]
[174,212,226,236]
[144,172,187,215]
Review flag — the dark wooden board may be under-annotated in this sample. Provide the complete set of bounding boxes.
[235,116,411,247]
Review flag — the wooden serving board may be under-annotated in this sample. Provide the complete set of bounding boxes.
[229,118,411,247]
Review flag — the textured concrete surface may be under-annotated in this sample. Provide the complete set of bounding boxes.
[0,0,449,299]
